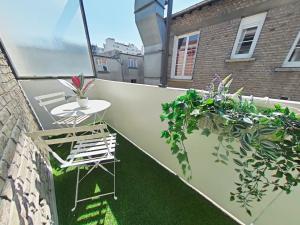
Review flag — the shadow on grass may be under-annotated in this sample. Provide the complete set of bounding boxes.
[51,131,238,225]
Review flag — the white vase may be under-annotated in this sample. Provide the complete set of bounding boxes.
[77,97,89,108]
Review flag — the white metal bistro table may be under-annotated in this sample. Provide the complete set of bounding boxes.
[51,100,111,127]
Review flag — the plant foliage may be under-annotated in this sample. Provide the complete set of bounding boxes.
[160,75,300,215]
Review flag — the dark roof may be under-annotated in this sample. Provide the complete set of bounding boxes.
[172,0,220,19]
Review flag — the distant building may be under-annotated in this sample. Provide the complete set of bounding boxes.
[91,45,104,55]
[103,38,142,55]
[93,50,144,84]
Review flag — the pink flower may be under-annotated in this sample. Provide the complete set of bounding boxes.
[71,76,81,88]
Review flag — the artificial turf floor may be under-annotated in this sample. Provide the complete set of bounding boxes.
[51,131,238,225]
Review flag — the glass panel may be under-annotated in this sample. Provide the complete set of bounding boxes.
[175,64,183,76]
[0,0,93,77]
[184,34,199,76]
[289,40,300,62]
[175,37,187,76]
[236,27,257,54]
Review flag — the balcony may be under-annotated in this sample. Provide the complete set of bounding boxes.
[17,78,300,225]
[1,1,300,225]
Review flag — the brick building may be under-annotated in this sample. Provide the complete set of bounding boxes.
[0,41,57,224]
[167,0,300,101]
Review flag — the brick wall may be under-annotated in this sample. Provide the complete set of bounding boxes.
[0,45,57,224]
[167,0,300,101]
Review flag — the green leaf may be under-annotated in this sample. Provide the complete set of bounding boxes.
[177,152,186,164]
[160,114,168,121]
[218,135,223,142]
[240,147,247,156]
[260,140,277,150]
[220,154,228,161]
[244,169,252,178]
[205,98,214,105]
[243,133,252,145]
[226,145,234,150]
[230,195,235,201]
[161,130,170,138]
[241,135,252,151]
[285,173,294,183]
[161,103,170,111]
[274,170,283,178]
[233,159,243,167]
[201,128,211,137]
[253,161,264,168]
[259,127,277,135]
[274,104,282,111]
[171,144,180,154]
[234,123,247,130]
[246,209,252,216]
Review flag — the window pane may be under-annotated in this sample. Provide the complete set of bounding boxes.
[0,0,93,77]
[184,34,199,76]
[175,37,187,76]
[236,27,257,54]
[289,40,300,62]
[175,64,183,76]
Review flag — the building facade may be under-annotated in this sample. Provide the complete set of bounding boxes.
[93,50,144,84]
[166,0,300,101]
[103,38,142,55]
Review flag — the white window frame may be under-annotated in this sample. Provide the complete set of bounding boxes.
[231,12,267,59]
[128,58,138,68]
[171,31,200,80]
[283,31,300,67]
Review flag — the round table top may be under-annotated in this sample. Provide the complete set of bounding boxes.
[51,100,111,117]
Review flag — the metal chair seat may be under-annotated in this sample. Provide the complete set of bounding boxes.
[27,123,118,211]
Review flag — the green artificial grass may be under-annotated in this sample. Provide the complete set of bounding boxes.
[51,130,238,225]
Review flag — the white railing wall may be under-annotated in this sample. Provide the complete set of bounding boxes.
[20,79,300,225]
[89,79,300,225]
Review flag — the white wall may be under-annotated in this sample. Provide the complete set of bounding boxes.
[89,79,300,225]
[20,79,300,225]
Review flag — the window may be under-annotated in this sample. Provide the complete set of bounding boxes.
[96,58,108,72]
[0,0,93,78]
[231,12,267,59]
[128,58,138,68]
[283,31,300,67]
[171,31,200,79]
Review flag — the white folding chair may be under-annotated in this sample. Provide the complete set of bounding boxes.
[27,123,117,211]
[34,92,90,128]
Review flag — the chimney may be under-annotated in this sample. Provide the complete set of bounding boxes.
[134,0,166,85]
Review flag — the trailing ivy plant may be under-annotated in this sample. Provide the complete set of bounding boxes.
[160,75,300,216]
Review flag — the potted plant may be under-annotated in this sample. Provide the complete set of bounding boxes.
[59,74,95,108]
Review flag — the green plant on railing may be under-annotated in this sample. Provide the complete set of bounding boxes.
[160,75,300,216]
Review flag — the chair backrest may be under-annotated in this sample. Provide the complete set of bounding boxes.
[35,92,67,128]
[27,123,110,165]
[35,92,66,112]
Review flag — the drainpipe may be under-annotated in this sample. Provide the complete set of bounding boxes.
[160,0,173,87]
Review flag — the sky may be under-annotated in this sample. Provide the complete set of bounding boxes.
[0,0,202,48]
[0,0,202,76]
[85,0,202,48]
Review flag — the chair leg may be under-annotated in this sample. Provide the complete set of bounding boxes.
[72,167,80,211]
[113,158,117,200]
